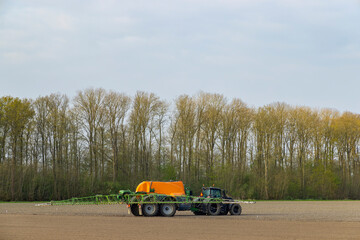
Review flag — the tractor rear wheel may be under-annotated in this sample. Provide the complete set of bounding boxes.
[229,204,242,215]
[207,203,221,216]
[220,205,229,215]
[160,203,176,217]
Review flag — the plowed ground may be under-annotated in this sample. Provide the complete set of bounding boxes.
[1,201,360,240]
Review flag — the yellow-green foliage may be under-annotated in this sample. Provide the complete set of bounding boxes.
[0,90,360,200]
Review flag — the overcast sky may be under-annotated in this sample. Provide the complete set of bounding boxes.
[1,0,359,113]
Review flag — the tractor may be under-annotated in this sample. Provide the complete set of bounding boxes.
[190,186,242,216]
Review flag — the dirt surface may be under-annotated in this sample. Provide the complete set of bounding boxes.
[1,201,360,239]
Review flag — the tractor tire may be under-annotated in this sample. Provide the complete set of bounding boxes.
[160,203,176,217]
[207,203,221,216]
[220,205,229,215]
[229,204,242,215]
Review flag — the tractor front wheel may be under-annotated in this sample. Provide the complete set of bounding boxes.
[229,204,242,215]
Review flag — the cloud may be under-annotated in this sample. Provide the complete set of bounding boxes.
[0,4,80,64]
[1,0,360,113]
[332,44,360,60]
[2,52,28,63]
[55,14,74,30]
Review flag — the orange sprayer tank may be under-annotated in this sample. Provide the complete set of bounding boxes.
[135,181,185,196]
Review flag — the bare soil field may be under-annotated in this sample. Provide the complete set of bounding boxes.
[1,201,360,240]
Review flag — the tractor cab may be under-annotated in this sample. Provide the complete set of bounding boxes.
[200,187,227,199]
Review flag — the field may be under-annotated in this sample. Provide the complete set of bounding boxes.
[1,201,360,239]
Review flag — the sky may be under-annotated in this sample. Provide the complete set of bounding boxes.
[0,0,360,113]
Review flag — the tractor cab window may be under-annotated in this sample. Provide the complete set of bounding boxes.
[202,188,210,198]
[202,188,222,198]
[211,189,221,198]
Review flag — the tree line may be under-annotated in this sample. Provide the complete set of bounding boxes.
[0,89,359,201]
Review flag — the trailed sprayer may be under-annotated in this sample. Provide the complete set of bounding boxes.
[41,181,255,217]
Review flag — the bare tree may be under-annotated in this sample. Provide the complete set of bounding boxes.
[73,88,106,184]
[104,91,131,183]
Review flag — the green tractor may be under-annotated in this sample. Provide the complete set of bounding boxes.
[191,187,242,216]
